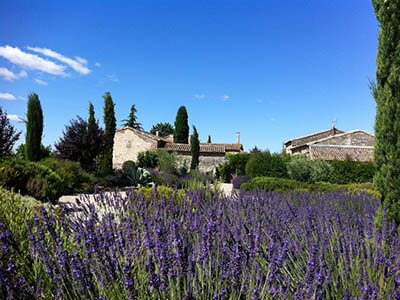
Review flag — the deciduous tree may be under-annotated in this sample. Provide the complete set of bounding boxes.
[0,106,21,157]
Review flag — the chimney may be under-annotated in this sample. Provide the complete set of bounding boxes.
[236,132,240,144]
[156,131,159,137]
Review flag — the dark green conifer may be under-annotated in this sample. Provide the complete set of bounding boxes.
[207,135,211,143]
[121,104,142,129]
[372,0,400,224]
[174,106,189,144]
[190,126,200,171]
[25,93,43,161]
[88,101,95,126]
[101,92,116,173]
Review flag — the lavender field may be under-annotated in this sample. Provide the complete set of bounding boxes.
[2,188,400,299]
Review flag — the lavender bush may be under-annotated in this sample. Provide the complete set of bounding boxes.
[3,187,400,299]
[232,175,250,189]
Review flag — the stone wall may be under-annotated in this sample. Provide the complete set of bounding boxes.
[314,131,374,147]
[112,129,157,169]
[176,153,227,174]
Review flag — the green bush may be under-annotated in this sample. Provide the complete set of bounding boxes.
[245,152,288,179]
[122,160,136,170]
[241,176,378,196]
[41,158,94,194]
[136,185,188,202]
[216,161,234,183]
[328,160,375,184]
[137,151,158,168]
[229,153,251,176]
[287,155,313,182]
[157,151,180,173]
[0,158,64,202]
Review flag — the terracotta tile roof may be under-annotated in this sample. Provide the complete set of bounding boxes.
[201,143,243,152]
[309,145,374,162]
[285,128,345,147]
[160,143,226,153]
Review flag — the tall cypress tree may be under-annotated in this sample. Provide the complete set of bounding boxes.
[102,92,116,173]
[190,126,200,171]
[207,135,211,143]
[88,101,95,127]
[25,93,43,161]
[373,0,400,224]
[174,106,189,144]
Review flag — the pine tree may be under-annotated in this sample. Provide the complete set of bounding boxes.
[88,101,95,126]
[373,0,400,224]
[0,106,21,157]
[25,93,43,161]
[174,106,189,144]
[121,104,143,129]
[190,126,200,171]
[102,92,116,173]
[207,135,211,143]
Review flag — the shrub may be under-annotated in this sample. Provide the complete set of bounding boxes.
[287,155,313,182]
[328,160,375,184]
[310,159,333,183]
[228,153,251,176]
[241,176,310,193]
[147,169,178,187]
[245,152,288,178]
[41,158,94,194]
[0,158,64,202]
[216,161,234,183]
[232,175,251,190]
[122,160,136,170]
[137,151,158,168]
[157,151,180,173]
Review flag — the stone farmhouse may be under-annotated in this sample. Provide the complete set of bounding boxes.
[283,128,375,162]
[112,127,244,173]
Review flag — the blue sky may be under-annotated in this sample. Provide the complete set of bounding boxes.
[0,0,379,152]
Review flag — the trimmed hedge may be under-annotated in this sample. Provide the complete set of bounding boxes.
[241,176,379,197]
[245,152,289,179]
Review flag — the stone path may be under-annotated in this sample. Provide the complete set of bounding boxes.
[219,183,233,195]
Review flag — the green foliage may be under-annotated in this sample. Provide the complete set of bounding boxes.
[121,104,143,129]
[173,106,189,143]
[150,122,174,138]
[249,146,262,153]
[25,93,43,161]
[41,158,94,194]
[157,151,180,173]
[329,160,375,184]
[245,151,288,179]
[216,161,234,183]
[287,155,313,182]
[88,101,95,126]
[190,125,200,171]
[0,157,64,202]
[102,92,116,173]
[0,106,21,157]
[207,135,211,143]
[137,151,159,168]
[372,0,400,224]
[241,176,379,196]
[16,143,54,160]
[122,160,136,169]
[310,158,333,183]
[136,185,188,203]
[229,153,251,176]
[125,167,153,187]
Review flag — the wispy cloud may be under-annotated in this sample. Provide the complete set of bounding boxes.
[269,117,277,122]
[107,74,119,82]
[194,94,206,99]
[0,93,16,100]
[0,45,67,76]
[0,67,27,81]
[7,114,24,122]
[95,62,101,67]
[34,78,48,86]
[17,96,25,100]
[256,98,263,103]
[27,46,91,75]
[221,95,230,101]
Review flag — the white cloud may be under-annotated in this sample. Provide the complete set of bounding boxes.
[0,67,18,81]
[0,67,28,81]
[75,56,87,65]
[0,93,16,100]
[27,46,91,75]
[221,95,230,101]
[95,62,101,67]
[194,94,206,99]
[7,114,24,122]
[107,74,119,82]
[0,45,67,76]
[34,78,48,86]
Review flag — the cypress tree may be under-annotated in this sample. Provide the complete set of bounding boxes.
[121,104,143,130]
[190,125,200,171]
[102,92,116,173]
[207,135,211,143]
[88,101,95,127]
[174,106,189,143]
[372,0,400,224]
[25,93,43,161]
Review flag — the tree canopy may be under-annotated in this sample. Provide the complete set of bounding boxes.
[150,122,174,138]
[174,106,189,144]
[122,104,143,130]
[25,93,43,161]
[0,106,21,157]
